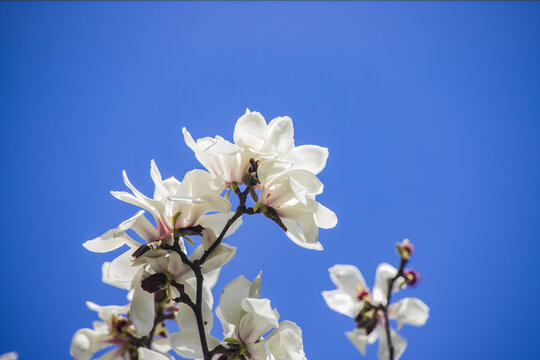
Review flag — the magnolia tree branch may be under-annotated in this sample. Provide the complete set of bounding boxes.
[165,185,256,360]
[381,258,407,360]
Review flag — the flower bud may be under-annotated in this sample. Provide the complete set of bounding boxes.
[141,273,169,293]
[403,269,420,286]
[396,239,414,261]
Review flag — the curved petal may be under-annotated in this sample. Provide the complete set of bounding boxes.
[263,321,306,360]
[283,145,329,174]
[138,347,170,360]
[219,275,251,327]
[321,289,360,318]
[198,213,243,241]
[388,297,429,330]
[279,209,321,250]
[249,272,262,299]
[104,250,139,289]
[308,200,337,229]
[70,328,109,360]
[328,264,368,298]
[345,328,378,356]
[238,298,279,343]
[373,263,400,304]
[102,262,129,290]
[284,169,324,195]
[116,210,160,243]
[265,116,294,154]
[131,285,155,337]
[234,109,268,151]
[257,160,293,187]
[83,229,135,253]
[169,331,221,360]
[377,327,407,360]
[177,300,213,334]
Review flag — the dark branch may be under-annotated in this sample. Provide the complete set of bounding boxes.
[382,258,407,360]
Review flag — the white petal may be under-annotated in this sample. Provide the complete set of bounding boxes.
[345,328,378,356]
[138,348,170,360]
[321,289,360,318]
[102,262,129,290]
[169,331,221,359]
[104,250,139,289]
[198,212,243,239]
[264,320,305,359]
[150,337,172,354]
[283,145,329,174]
[189,243,237,273]
[177,300,213,334]
[203,268,221,290]
[388,297,429,330]
[249,272,262,299]
[257,160,293,186]
[377,327,407,360]
[116,211,159,243]
[264,178,303,208]
[131,285,155,337]
[83,229,134,253]
[328,264,368,298]
[219,275,251,327]
[215,306,236,339]
[0,353,18,360]
[265,116,294,154]
[278,206,321,250]
[238,298,279,343]
[86,301,129,323]
[234,109,268,150]
[373,263,400,304]
[70,328,108,360]
[285,169,324,195]
[150,159,170,204]
[308,200,338,229]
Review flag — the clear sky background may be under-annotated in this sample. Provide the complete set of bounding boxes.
[1,2,539,359]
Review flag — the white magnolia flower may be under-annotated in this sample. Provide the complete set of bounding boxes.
[83,161,241,290]
[210,273,307,360]
[0,353,17,360]
[184,110,337,250]
[130,229,236,338]
[257,160,337,250]
[322,264,429,360]
[70,301,170,360]
[183,109,329,186]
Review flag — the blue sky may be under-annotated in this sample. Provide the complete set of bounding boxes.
[1,2,539,359]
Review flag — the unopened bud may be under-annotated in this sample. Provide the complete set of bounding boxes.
[141,273,169,293]
[396,239,414,261]
[403,269,420,286]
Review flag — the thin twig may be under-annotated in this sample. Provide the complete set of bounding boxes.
[382,258,406,360]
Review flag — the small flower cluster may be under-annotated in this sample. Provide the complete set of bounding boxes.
[72,110,337,360]
[322,239,429,360]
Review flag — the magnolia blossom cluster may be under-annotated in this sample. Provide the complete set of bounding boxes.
[72,110,337,360]
[322,240,429,360]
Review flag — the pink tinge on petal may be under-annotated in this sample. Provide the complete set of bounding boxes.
[156,217,173,239]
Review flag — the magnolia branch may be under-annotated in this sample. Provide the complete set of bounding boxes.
[381,258,407,360]
[165,185,258,360]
